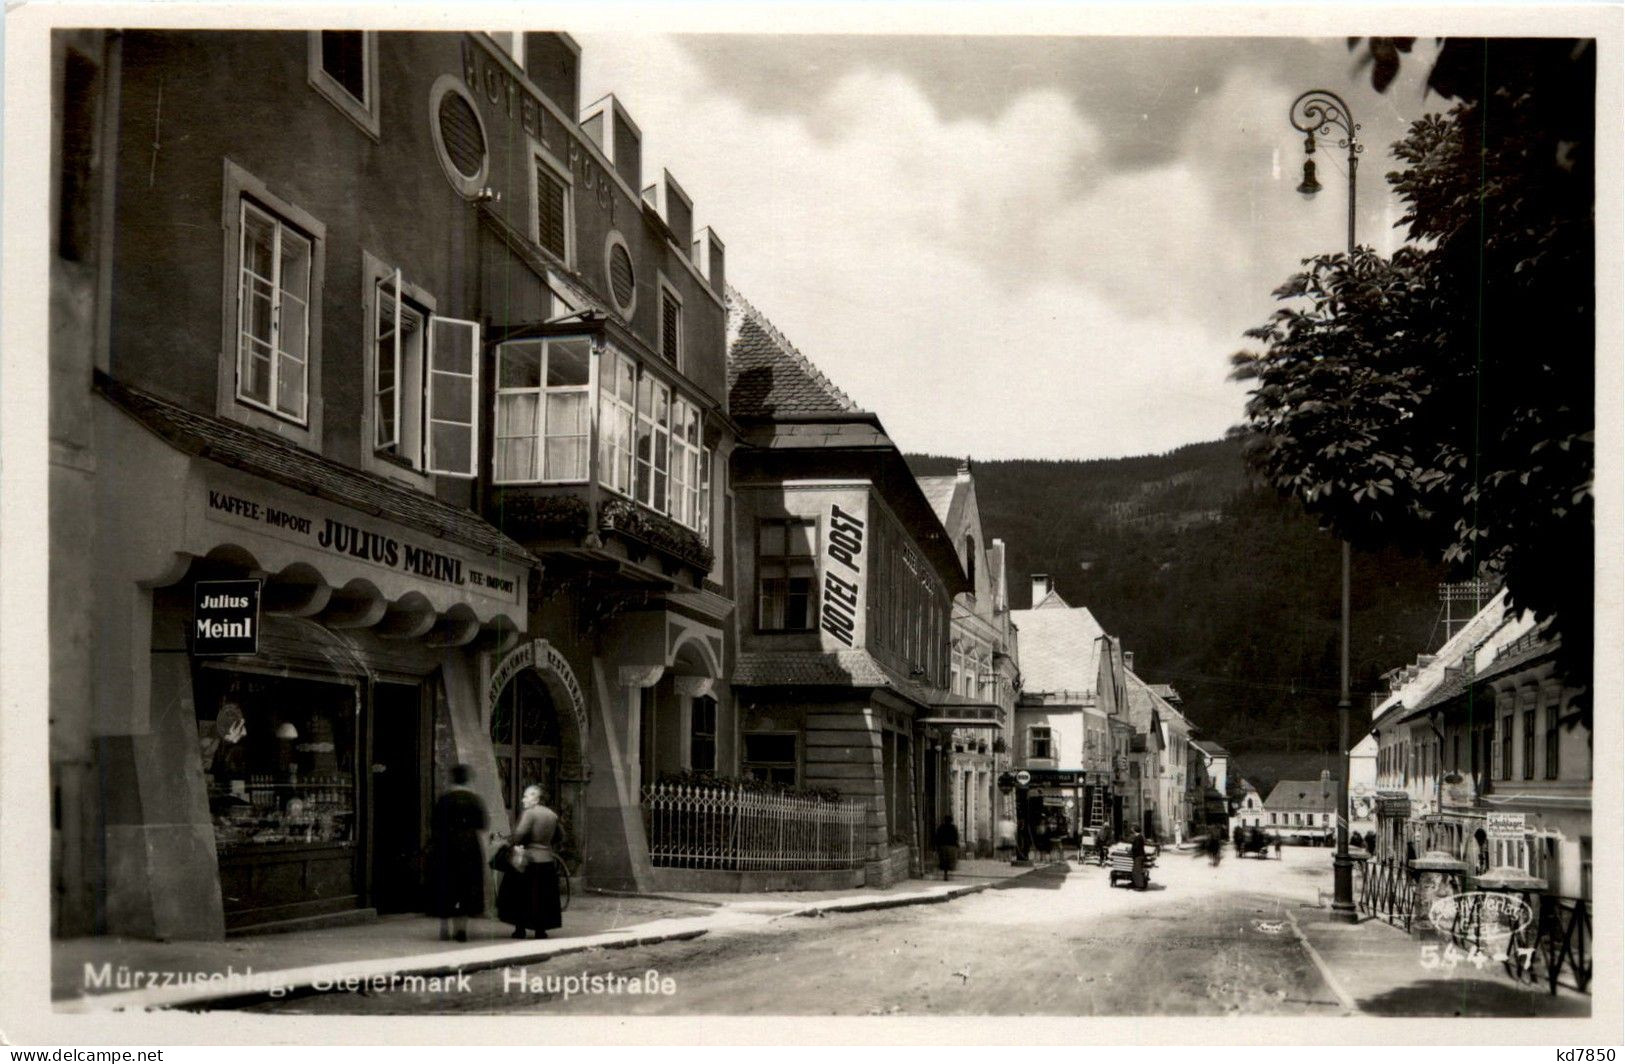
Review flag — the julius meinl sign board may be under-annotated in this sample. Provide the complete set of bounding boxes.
[193,579,262,656]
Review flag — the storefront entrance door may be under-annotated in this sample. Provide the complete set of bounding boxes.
[371,681,426,914]
[491,671,562,819]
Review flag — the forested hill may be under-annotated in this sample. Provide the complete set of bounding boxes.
[908,441,1451,770]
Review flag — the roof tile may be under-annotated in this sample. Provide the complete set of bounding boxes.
[727,288,861,417]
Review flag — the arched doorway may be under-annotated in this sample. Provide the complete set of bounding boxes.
[490,670,562,819]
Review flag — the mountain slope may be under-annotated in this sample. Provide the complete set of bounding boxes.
[909,441,1452,756]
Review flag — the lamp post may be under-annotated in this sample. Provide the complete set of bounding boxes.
[1289,88,1362,924]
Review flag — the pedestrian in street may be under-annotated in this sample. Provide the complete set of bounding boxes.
[934,814,960,881]
[428,763,488,943]
[1365,830,1378,860]
[1033,817,1052,862]
[1129,829,1148,890]
[496,784,563,940]
[1273,834,1281,859]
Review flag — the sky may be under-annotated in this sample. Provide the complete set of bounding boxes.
[576,32,1445,461]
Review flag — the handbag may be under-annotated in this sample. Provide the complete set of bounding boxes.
[488,843,512,872]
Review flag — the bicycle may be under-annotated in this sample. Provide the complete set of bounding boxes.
[554,853,573,913]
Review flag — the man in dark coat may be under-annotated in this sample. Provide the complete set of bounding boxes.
[1130,829,1148,890]
[429,764,487,942]
[933,815,960,880]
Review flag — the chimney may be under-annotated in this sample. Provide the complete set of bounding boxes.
[1123,651,1134,674]
[1030,574,1051,606]
[579,93,641,192]
[988,538,1007,612]
[691,227,726,295]
[522,32,580,117]
[642,169,694,250]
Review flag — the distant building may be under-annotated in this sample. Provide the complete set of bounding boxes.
[1010,577,1125,846]
[914,464,1018,857]
[1192,740,1230,799]
[1261,774,1339,843]
[1366,589,1590,899]
[1347,733,1378,843]
[1230,778,1265,835]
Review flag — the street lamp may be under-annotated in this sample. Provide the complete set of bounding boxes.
[1288,88,1362,925]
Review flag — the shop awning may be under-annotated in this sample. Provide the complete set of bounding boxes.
[918,693,1004,729]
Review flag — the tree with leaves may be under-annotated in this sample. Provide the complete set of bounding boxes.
[1232,39,1594,705]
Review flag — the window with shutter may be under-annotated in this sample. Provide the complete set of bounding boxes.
[535,162,568,261]
[425,317,480,478]
[660,289,681,364]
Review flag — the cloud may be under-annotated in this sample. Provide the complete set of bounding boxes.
[576,33,1436,459]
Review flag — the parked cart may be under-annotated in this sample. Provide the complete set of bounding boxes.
[1108,842,1154,889]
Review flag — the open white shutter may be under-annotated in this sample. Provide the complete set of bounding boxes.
[425,315,480,478]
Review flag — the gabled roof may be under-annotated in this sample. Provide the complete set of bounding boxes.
[1369,589,1511,727]
[1010,602,1105,695]
[1123,670,1168,744]
[915,475,958,526]
[1262,779,1340,813]
[726,287,860,418]
[1033,588,1072,610]
[1193,740,1229,756]
[1237,777,1260,794]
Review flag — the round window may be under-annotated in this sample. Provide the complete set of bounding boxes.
[604,231,637,318]
[428,75,488,198]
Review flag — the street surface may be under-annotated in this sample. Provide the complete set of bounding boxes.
[251,846,1355,1015]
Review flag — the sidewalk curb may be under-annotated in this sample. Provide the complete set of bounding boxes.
[57,922,717,1014]
[778,882,989,919]
[58,875,1009,1013]
[1284,907,1359,1016]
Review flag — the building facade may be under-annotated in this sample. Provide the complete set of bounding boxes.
[727,292,972,886]
[1009,578,1123,848]
[1261,776,1338,844]
[1368,591,1591,900]
[915,466,1018,856]
[48,29,737,937]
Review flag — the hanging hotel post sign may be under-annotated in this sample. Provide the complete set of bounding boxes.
[193,579,261,656]
[819,503,867,648]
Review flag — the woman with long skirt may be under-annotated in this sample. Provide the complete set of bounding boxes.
[428,763,487,942]
[496,784,563,939]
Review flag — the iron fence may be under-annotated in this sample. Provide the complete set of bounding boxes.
[642,782,866,871]
[1440,891,1591,996]
[1358,857,1416,931]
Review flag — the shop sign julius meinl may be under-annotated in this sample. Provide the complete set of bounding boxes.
[193,579,261,655]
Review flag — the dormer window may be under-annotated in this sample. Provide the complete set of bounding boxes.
[659,280,682,367]
[532,147,573,264]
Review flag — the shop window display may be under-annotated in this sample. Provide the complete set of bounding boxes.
[195,670,358,851]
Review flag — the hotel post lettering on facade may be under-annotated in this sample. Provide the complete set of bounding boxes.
[820,502,867,648]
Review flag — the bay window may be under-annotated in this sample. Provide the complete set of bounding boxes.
[671,396,702,529]
[493,337,591,483]
[237,200,312,423]
[635,373,672,511]
[598,349,637,495]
